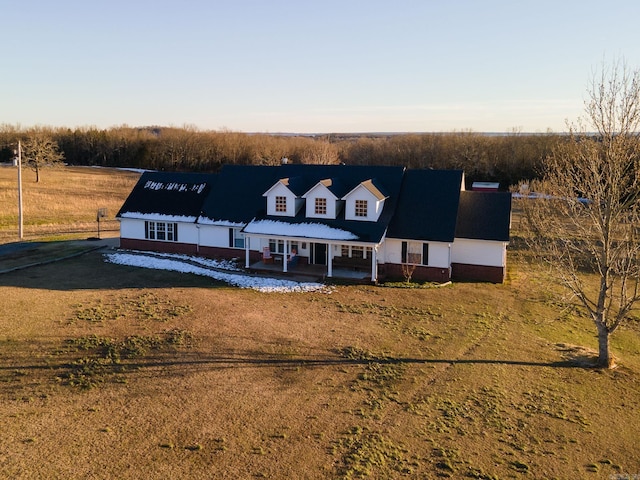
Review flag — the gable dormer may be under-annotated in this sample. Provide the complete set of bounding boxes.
[342,179,387,222]
[302,179,344,219]
[263,178,304,217]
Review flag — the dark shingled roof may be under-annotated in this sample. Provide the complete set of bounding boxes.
[117,166,512,246]
[455,191,512,241]
[116,171,217,219]
[202,164,405,242]
[387,169,464,242]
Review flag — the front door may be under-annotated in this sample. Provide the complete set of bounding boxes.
[312,243,327,265]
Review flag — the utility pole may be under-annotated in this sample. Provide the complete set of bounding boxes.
[17,140,23,240]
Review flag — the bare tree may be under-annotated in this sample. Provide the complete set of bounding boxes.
[401,263,416,284]
[21,132,64,182]
[523,59,640,368]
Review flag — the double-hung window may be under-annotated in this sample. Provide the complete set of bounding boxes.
[341,245,372,259]
[268,239,298,255]
[401,241,428,265]
[229,228,245,248]
[269,239,285,254]
[145,221,178,242]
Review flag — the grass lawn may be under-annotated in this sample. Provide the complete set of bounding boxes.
[0,165,139,243]
[0,167,639,479]
[0,248,639,479]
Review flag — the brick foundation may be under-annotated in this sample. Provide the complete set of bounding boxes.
[380,264,451,283]
[119,239,505,284]
[451,263,505,283]
[119,238,198,255]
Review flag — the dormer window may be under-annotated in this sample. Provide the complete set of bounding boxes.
[342,179,386,222]
[264,179,303,217]
[275,196,287,213]
[302,180,341,219]
[315,198,327,215]
[355,199,368,217]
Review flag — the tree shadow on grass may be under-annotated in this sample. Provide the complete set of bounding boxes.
[0,342,613,396]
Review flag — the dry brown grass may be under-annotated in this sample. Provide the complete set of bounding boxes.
[0,249,639,479]
[0,165,139,242]
[0,168,639,479]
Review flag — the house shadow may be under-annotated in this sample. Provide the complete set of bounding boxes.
[0,243,234,291]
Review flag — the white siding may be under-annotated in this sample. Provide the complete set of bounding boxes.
[199,225,231,248]
[382,238,450,268]
[177,224,199,245]
[120,218,145,240]
[265,183,299,217]
[120,218,198,245]
[304,184,338,219]
[451,238,506,267]
[343,186,383,222]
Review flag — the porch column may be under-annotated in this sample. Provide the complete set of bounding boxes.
[371,246,378,282]
[327,243,333,278]
[283,239,288,273]
[245,236,250,268]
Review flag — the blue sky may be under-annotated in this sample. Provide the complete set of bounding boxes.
[2,0,640,133]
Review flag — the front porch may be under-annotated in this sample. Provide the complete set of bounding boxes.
[247,260,372,283]
[242,234,381,283]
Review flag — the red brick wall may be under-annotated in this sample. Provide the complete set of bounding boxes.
[451,263,505,283]
[380,264,451,283]
[119,238,198,255]
[198,246,260,262]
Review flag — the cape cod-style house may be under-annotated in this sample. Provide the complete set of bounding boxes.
[117,164,512,283]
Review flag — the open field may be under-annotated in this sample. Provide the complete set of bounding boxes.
[0,165,140,243]
[1,248,639,479]
[1,169,639,479]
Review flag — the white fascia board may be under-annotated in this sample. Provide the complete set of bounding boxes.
[119,212,197,223]
[197,217,246,227]
[302,182,338,200]
[262,179,294,197]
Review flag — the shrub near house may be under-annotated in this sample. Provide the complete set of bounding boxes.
[117,164,511,283]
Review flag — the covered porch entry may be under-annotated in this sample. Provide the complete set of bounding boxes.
[243,234,380,282]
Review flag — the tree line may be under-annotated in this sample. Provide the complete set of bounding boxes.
[0,124,562,187]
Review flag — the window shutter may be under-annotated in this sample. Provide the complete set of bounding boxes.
[401,241,407,263]
[229,228,234,248]
[422,243,429,265]
[144,221,149,239]
[174,223,178,242]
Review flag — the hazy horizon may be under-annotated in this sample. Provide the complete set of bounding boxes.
[4,1,640,133]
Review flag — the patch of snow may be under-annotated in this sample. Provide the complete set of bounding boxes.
[104,252,329,293]
[143,180,207,194]
[119,212,198,222]
[197,217,246,227]
[126,250,241,271]
[115,167,151,173]
[244,219,358,240]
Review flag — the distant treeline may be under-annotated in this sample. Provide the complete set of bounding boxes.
[0,125,562,187]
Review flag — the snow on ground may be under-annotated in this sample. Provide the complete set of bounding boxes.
[136,251,242,271]
[103,251,330,293]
